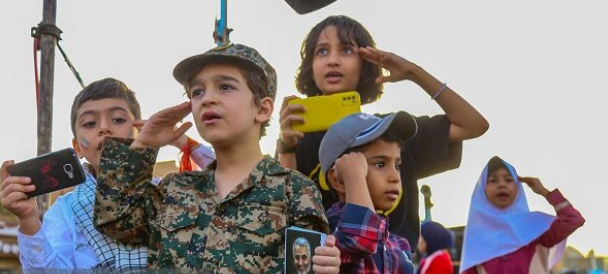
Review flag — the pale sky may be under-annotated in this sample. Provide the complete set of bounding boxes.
[1,1,607,255]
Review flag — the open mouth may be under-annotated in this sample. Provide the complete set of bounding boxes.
[325,71,343,82]
[202,111,222,124]
[496,192,510,199]
[96,141,103,151]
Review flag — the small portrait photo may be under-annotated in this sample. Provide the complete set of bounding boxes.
[285,228,324,274]
[292,237,311,274]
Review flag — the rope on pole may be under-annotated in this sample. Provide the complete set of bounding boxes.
[32,23,86,89]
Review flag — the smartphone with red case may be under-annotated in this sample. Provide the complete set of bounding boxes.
[7,148,86,198]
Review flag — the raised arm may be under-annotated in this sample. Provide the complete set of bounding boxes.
[94,137,161,246]
[520,176,585,247]
[135,116,215,170]
[329,153,381,258]
[95,102,194,244]
[358,46,489,142]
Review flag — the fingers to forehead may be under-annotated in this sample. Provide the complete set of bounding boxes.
[163,102,192,120]
[133,119,146,126]
[152,102,191,123]
[174,122,193,138]
[358,47,382,62]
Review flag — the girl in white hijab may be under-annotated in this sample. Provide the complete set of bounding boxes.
[460,156,585,274]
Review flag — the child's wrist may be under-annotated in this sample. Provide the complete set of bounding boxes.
[408,64,426,84]
[276,139,298,154]
[539,188,551,197]
[18,215,41,235]
[130,138,155,149]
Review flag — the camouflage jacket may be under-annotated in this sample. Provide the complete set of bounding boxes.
[94,137,329,273]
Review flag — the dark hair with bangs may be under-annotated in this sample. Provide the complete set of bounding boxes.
[295,15,383,104]
[70,78,141,137]
[183,60,271,138]
[487,156,508,178]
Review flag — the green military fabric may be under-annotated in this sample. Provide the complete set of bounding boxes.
[94,137,329,273]
[172,43,278,100]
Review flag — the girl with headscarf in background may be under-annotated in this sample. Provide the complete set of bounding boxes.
[460,156,585,274]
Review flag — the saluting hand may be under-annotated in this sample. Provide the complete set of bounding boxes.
[131,101,193,149]
[519,176,550,197]
[334,152,368,188]
[357,46,420,84]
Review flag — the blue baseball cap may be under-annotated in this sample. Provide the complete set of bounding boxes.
[319,111,417,175]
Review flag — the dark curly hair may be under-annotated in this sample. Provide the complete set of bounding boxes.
[295,15,383,104]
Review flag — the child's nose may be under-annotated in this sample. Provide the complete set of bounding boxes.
[201,90,219,106]
[388,167,400,183]
[327,52,340,66]
[98,128,112,136]
[98,120,113,135]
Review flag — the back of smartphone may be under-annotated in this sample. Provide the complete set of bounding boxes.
[288,91,361,133]
[7,148,86,198]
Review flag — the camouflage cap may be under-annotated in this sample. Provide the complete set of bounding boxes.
[173,43,277,100]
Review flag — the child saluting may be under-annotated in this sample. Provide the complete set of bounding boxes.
[319,111,418,273]
[94,44,340,273]
[460,156,585,274]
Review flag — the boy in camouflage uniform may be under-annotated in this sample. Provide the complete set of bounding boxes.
[94,44,339,273]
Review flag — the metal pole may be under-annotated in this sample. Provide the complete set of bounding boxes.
[220,0,228,46]
[37,0,57,214]
[420,185,433,223]
[214,0,230,47]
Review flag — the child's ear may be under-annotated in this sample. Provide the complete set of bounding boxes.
[327,167,346,195]
[255,97,274,123]
[72,138,84,159]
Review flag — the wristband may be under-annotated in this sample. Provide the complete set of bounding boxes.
[277,139,298,154]
[431,82,447,100]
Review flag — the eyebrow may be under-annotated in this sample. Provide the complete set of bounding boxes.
[189,74,241,88]
[367,155,401,162]
[78,106,130,119]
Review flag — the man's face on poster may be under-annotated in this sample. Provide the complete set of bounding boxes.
[294,244,311,274]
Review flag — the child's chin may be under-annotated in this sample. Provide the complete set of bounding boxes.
[377,205,394,214]
[201,135,226,146]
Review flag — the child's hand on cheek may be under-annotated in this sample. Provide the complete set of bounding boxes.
[519,176,550,197]
[312,235,340,274]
